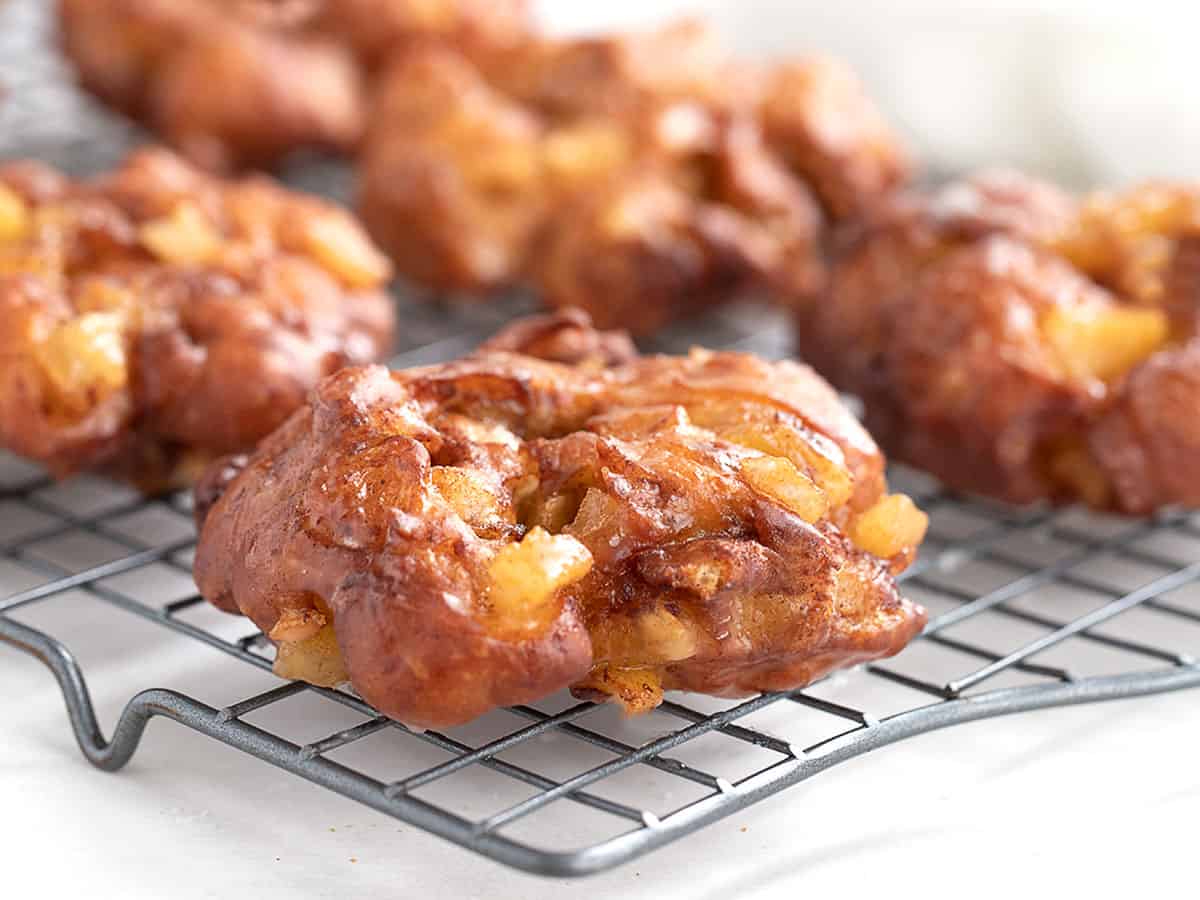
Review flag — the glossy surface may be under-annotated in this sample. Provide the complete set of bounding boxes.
[194,313,927,727]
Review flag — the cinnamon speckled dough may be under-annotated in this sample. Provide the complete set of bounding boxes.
[0,147,394,489]
[193,312,927,727]
[357,20,908,330]
[801,171,1200,514]
[57,0,531,171]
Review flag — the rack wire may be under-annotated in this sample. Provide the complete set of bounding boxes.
[2,0,1199,879]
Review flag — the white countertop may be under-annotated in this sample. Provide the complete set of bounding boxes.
[2,632,1194,899]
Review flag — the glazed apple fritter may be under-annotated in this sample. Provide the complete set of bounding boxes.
[801,171,1200,514]
[358,19,908,331]
[57,0,532,171]
[193,312,927,728]
[0,147,394,489]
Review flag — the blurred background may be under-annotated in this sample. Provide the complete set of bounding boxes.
[3,0,1194,187]
[537,0,1198,188]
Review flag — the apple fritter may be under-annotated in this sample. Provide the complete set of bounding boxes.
[801,171,1200,513]
[358,20,908,330]
[193,312,927,728]
[60,2,909,332]
[0,147,394,490]
[482,19,749,121]
[57,0,532,171]
[58,0,366,171]
[758,57,911,220]
[356,45,548,293]
[532,116,824,333]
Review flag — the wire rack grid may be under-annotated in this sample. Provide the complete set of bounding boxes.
[2,0,1200,879]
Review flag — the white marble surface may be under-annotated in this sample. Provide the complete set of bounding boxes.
[1,623,1195,898]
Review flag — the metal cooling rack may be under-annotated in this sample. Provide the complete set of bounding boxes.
[2,0,1200,879]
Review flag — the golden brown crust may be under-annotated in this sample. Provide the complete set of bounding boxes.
[0,147,394,489]
[193,312,926,727]
[803,172,1200,513]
